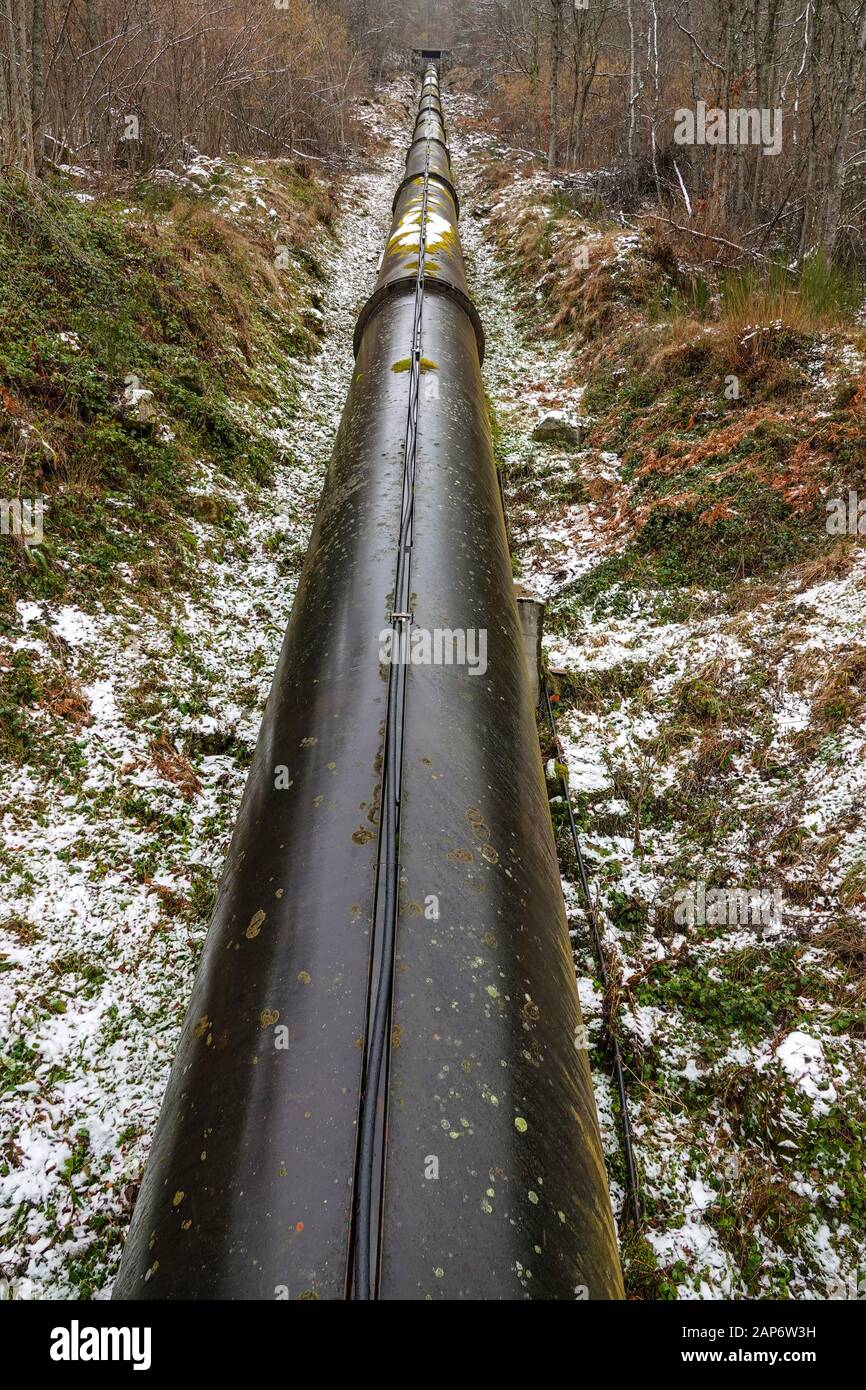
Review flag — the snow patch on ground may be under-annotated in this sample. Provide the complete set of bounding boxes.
[0,89,409,1300]
[445,87,866,1302]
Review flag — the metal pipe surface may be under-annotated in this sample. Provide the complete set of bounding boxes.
[114,62,623,1303]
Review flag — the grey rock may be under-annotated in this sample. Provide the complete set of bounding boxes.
[532,413,581,446]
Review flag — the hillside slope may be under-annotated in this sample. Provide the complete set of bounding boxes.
[447,85,866,1301]
[3,69,864,1304]
[0,84,413,1299]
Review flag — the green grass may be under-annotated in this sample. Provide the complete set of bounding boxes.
[0,169,332,619]
[721,251,864,329]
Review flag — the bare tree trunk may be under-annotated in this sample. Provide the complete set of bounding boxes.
[649,0,661,200]
[16,0,32,171]
[751,0,781,219]
[30,0,43,172]
[528,0,541,147]
[798,0,821,261]
[717,9,733,208]
[626,0,638,167]
[2,0,26,170]
[548,0,562,171]
[822,4,866,254]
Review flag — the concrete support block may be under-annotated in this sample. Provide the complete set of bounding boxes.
[514,582,545,708]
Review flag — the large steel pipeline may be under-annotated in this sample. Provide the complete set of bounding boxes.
[114,66,623,1302]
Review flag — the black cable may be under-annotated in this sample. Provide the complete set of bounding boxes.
[352,130,432,1302]
[542,683,641,1228]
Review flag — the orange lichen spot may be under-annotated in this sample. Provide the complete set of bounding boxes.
[246,910,266,939]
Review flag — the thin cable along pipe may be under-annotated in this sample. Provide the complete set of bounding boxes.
[352,150,432,1301]
[113,64,624,1302]
[542,685,641,1229]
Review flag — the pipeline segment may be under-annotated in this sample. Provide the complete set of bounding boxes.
[114,64,623,1303]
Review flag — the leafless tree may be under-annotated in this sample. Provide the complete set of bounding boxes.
[3,0,866,265]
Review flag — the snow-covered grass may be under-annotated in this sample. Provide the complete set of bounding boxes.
[3,71,863,1304]
[0,84,411,1299]
[446,87,866,1301]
